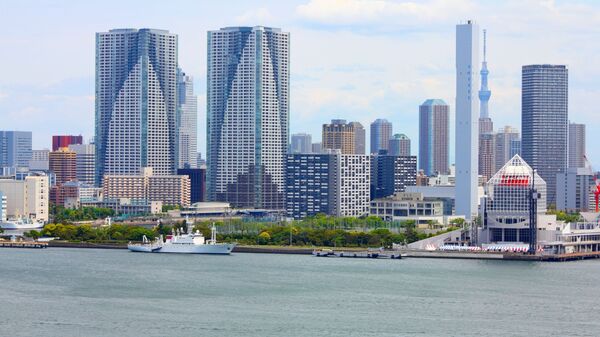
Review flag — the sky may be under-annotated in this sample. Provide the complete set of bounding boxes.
[1,0,599,167]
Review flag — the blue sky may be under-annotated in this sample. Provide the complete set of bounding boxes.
[1,0,599,167]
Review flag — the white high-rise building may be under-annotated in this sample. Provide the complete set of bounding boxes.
[207,26,289,209]
[68,143,95,186]
[95,29,178,185]
[455,21,480,220]
[333,154,371,217]
[177,69,198,169]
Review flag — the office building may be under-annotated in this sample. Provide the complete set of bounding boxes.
[370,119,393,154]
[177,168,206,204]
[290,133,313,154]
[52,135,82,152]
[322,119,365,155]
[556,167,595,212]
[455,21,480,220]
[29,149,50,171]
[522,64,568,205]
[495,126,520,171]
[68,143,95,186]
[103,168,190,207]
[568,123,586,168]
[177,69,198,169]
[479,155,548,244]
[0,131,32,171]
[479,133,495,181]
[370,192,463,227]
[370,152,417,199]
[49,147,77,186]
[419,99,449,176]
[311,142,322,154]
[95,28,178,185]
[389,133,411,157]
[0,174,49,222]
[207,26,289,209]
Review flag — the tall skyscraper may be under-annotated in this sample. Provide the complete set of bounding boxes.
[389,133,411,157]
[290,133,312,154]
[177,68,198,169]
[568,123,586,168]
[455,21,480,220]
[322,120,365,155]
[478,29,495,181]
[207,26,289,209]
[522,65,568,204]
[495,126,520,171]
[0,131,32,171]
[419,99,449,176]
[370,119,393,154]
[52,135,82,152]
[95,29,178,186]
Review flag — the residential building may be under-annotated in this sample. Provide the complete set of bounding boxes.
[52,135,82,152]
[95,28,178,185]
[556,167,595,212]
[568,123,586,168]
[419,99,449,176]
[290,133,313,154]
[322,119,365,155]
[177,68,198,169]
[521,64,568,205]
[49,147,77,186]
[479,155,549,245]
[68,143,95,186]
[177,168,206,204]
[0,131,32,171]
[29,149,50,171]
[207,26,289,210]
[479,133,495,181]
[455,20,480,220]
[370,151,417,199]
[103,168,190,207]
[370,119,393,154]
[285,152,370,219]
[495,126,520,171]
[0,174,49,222]
[389,133,411,156]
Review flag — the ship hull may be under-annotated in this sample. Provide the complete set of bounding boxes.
[128,243,236,254]
[0,222,44,230]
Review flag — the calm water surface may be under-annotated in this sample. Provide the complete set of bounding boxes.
[1,248,599,337]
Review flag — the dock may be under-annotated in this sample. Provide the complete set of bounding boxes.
[313,249,403,259]
[0,241,48,249]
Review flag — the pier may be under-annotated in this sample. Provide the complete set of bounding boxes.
[0,241,48,249]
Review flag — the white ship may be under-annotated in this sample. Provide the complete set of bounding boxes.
[127,225,235,255]
[0,218,44,230]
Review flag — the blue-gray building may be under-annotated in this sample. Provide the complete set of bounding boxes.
[370,151,417,200]
[207,26,290,210]
[95,29,178,186]
[285,153,335,219]
[388,133,411,157]
[0,131,32,172]
[419,99,449,176]
[521,65,568,205]
[370,119,393,154]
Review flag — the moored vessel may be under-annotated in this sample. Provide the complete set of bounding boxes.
[127,225,235,255]
[0,218,44,230]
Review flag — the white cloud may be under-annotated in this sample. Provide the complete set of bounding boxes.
[235,8,274,25]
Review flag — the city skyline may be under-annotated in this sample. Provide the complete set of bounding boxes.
[0,1,598,168]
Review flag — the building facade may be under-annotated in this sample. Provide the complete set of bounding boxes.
[521,64,568,205]
[495,126,520,171]
[322,119,365,155]
[52,135,82,152]
[568,123,586,169]
[370,119,393,154]
[0,131,32,171]
[207,26,289,210]
[370,152,417,199]
[556,167,595,212]
[177,68,198,169]
[177,168,206,204]
[479,133,495,181]
[49,147,77,186]
[68,143,96,186]
[455,21,480,220]
[419,99,449,176]
[389,133,411,157]
[95,28,178,185]
[290,133,312,154]
[29,149,50,171]
[0,175,49,222]
[370,192,460,227]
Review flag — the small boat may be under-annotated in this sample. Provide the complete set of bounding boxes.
[0,217,44,230]
[128,225,235,255]
[312,248,334,257]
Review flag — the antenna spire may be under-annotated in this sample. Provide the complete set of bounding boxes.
[483,29,487,62]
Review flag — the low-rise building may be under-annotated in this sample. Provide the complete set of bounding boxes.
[81,198,162,216]
[102,167,190,207]
[0,174,49,222]
[0,192,6,221]
[369,192,463,227]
